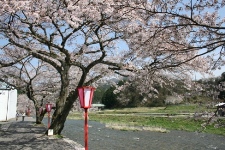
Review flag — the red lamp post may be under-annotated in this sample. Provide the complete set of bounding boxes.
[78,86,95,150]
[45,102,52,129]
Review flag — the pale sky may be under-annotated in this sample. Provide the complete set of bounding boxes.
[195,68,224,80]
[211,68,224,78]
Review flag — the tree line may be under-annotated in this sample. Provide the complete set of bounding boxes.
[100,72,225,108]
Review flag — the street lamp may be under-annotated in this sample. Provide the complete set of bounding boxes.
[77,86,95,150]
[45,102,52,129]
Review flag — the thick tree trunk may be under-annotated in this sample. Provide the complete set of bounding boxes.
[50,91,78,135]
[48,66,87,135]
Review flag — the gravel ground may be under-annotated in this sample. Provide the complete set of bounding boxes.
[50,119,225,150]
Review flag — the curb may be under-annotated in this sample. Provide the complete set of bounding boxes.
[63,138,84,150]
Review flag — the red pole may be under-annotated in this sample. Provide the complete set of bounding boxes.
[84,108,88,150]
[48,112,50,129]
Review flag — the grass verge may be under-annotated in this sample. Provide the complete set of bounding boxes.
[68,105,225,135]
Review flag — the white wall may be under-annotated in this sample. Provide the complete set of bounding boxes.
[7,90,17,120]
[0,90,9,121]
[0,90,17,121]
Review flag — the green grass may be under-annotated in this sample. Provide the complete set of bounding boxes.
[87,114,225,135]
[99,104,213,114]
[68,104,225,135]
[89,114,198,131]
[54,134,64,139]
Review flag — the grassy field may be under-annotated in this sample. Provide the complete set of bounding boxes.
[97,104,213,114]
[68,104,225,135]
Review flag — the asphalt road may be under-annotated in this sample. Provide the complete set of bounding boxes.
[44,119,225,150]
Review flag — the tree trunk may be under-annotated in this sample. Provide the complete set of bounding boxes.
[35,107,46,124]
[49,91,78,135]
[48,66,86,135]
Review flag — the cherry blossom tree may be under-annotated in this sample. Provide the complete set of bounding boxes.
[120,0,225,95]
[0,0,224,134]
[0,57,60,124]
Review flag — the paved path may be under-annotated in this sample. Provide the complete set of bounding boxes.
[0,117,84,150]
[2,117,225,150]
[60,119,225,150]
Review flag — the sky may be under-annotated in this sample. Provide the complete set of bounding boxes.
[194,66,225,80]
[212,68,224,77]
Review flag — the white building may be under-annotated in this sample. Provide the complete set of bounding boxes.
[0,89,17,121]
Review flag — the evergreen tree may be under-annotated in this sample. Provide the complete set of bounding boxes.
[101,86,119,109]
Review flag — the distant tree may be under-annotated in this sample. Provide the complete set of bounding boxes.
[92,84,110,103]
[0,58,59,124]
[217,72,225,100]
[117,83,144,107]
[101,86,119,109]
[92,88,103,103]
